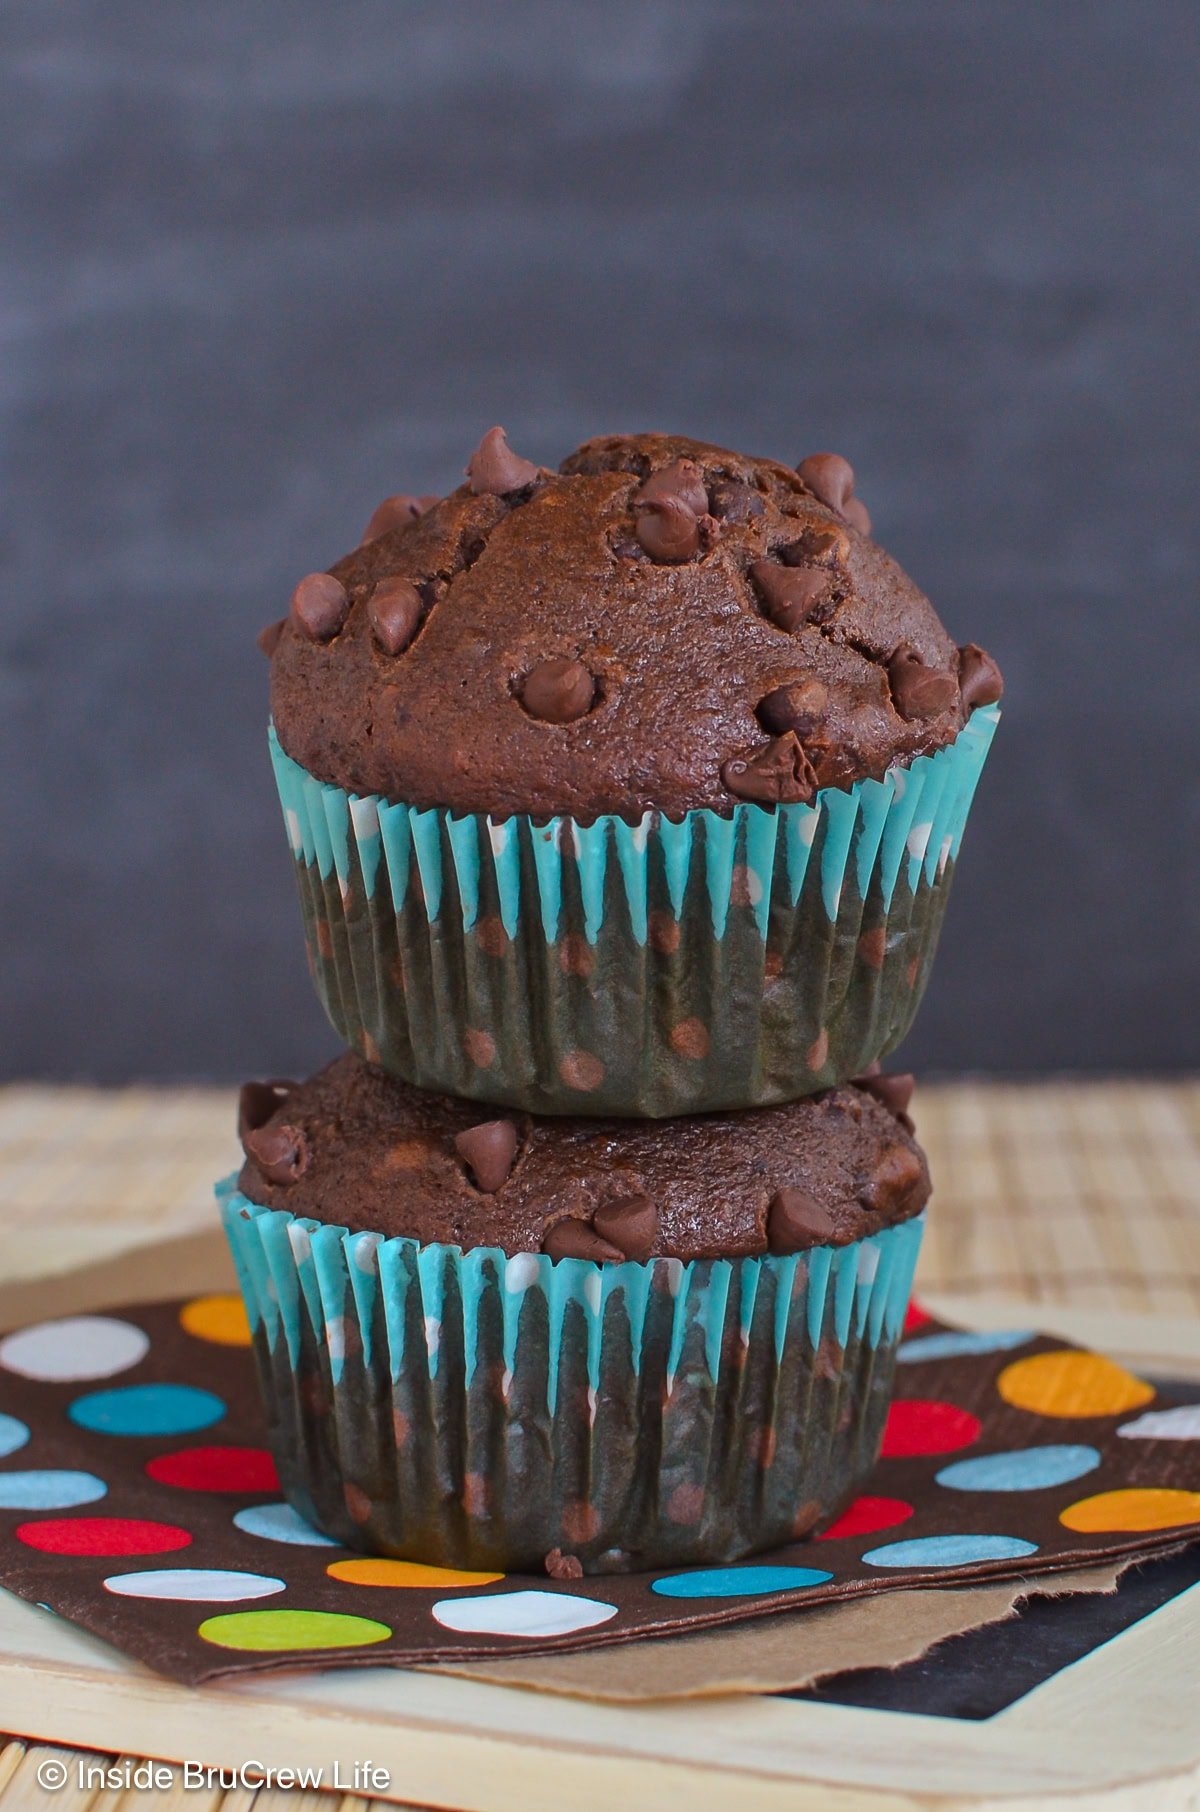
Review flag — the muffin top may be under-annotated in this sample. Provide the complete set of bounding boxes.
[264,429,1002,823]
[235,1054,929,1262]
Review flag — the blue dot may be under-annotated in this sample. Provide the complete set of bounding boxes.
[936,1445,1101,1493]
[897,1329,1034,1364]
[232,1502,341,1547]
[0,1413,29,1459]
[0,1470,108,1510]
[651,1565,834,1599]
[863,1534,1038,1569]
[68,1384,226,1437]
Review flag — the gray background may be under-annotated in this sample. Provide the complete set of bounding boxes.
[3,0,1197,1083]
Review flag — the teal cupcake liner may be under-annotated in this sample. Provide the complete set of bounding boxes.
[221,1178,924,1573]
[270,708,997,1115]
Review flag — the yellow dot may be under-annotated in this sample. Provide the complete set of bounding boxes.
[326,1558,505,1589]
[180,1294,252,1348]
[198,1609,391,1652]
[1060,1488,1200,1533]
[997,1350,1153,1419]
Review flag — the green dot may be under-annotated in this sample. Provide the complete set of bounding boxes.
[198,1608,392,1652]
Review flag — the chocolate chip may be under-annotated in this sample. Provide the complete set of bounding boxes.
[290,573,350,641]
[854,1069,916,1126]
[592,1194,658,1262]
[454,1119,518,1193]
[243,1123,310,1186]
[237,1079,296,1141]
[545,1548,584,1580]
[750,560,829,632]
[360,493,436,545]
[888,644,959,720]
[708,479,765,523]
[859,1144,926,1216]
[756,678,829,739]
[722,732,818,804]
[542,1219,623,1263]
[466,426,539,496]
[256,618,285,658]
[797,452,870,535]
[781,523,851,566]
[367,577,423,655]
[634,494,701,561]
[520,657,595,724]
[958,642,1004,709]
[636,459,709,517]
[767,1189,836,1253]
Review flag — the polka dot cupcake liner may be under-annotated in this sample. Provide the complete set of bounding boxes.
[220,1180,924,1573]
[267,707,998,1117]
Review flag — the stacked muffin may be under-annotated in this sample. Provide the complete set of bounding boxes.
[224,430,1002,1574]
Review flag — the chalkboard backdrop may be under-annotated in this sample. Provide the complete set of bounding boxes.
[3,1,1197,1081]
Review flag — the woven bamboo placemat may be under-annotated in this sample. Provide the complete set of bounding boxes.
[1,1078,1198,1807]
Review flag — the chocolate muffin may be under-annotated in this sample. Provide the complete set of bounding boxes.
[264,428,1002,1114]
[222,1054,929,1573]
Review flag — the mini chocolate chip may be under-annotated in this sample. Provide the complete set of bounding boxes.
[290,572,350,641]
[368,577,423,655]
[542,1219,623,1263]
[708,479,765,523]
[636,458,709,517]
[592,1195,658,1262]
[244,1123,310,1186]
[797,453,870,536]
[454,1119,518,1193]
[958,642,1004,709]
[360,493,434,544]
[256,618,286,658]
[466,426,539,496]
[853,1070,916,1124]
[888,644,960,720]
[781,523,851,566]
[757,678,830,739]
[237,1079,296,1141]
[634,494,701,562]
[767,1189,836,1253]
[859,1144,925,1215]
[750,560,829,632]
[545,1548,584,1580]
[521,657,595,724]
[722,732,818,804]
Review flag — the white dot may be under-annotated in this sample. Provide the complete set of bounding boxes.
[325,1318,346,1363]
[233,1503,340,1547]
[103,1569,285,1602]
[285,808,303,851]
[906,821,933,861]
[353,1233,381,1274]
[583,1272,603,1315]
[424,1317,441,1357]
[287,1225,311,1262]
[487,819,510,856]
[797,810,819,847]
[504,1252,540,1293]
[0,1413,29,1458]
[0,1316,150,1382]
[350,796,379,839]
[431,1589,617,1639]
[1118,1405,1200,1442]
[857,1245,880,1284]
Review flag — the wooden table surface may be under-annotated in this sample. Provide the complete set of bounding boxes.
[1,1077,1198,1808]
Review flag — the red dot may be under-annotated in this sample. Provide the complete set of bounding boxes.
[882,1399,982,1458]
[903,1300,932,1333]
[817,1495,915,1541]
[146,1446,279,1493]
[17,1517,193,1557]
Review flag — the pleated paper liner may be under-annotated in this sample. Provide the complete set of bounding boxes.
[2,1287,1199,1686]
[269,706,998,1117]
[222,1182,925,1573]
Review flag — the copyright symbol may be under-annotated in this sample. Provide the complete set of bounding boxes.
[36,1758,68,1790]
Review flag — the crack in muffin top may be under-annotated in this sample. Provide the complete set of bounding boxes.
[266,430,1002,822]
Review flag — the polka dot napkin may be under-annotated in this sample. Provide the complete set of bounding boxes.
[0,1297,1197,1683]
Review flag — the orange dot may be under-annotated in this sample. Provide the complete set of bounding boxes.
[179,1294,252,1348]
[326,1558,504,1589]
[997,1351,1153,1419]
[1060,1488,1200,1534]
